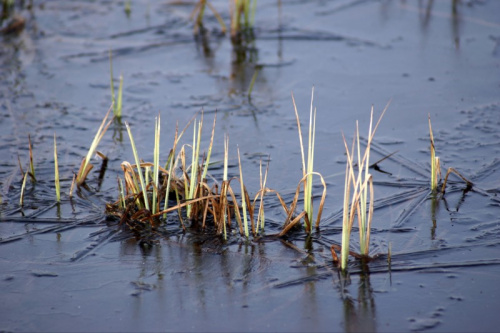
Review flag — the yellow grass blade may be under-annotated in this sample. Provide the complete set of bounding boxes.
[54,133,60,202]
[77,106,113,185]
[237,147,249,238]
[125,122,149,211]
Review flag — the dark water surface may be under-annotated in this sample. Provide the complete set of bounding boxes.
[1,0,500,331]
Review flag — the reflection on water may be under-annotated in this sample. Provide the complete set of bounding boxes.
[340,266,377,333]
[399,0,464,49]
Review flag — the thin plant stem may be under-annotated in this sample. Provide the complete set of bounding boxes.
[292,88,317,232]
[237,146,249,238]
[152,114,161,214]
[429,114,439,192]
[247,66,260,99]
[54,133,60,202]
[116,75,123,118]
[125,122,150,211]
[163,124,179,219]
[77,106,113,185]
[19,170,28,207]
[28,134,36,182]
[118,177,126,208]
[202,113,216,181]
[222,134,229,239]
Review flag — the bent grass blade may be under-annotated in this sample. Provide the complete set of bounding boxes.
[77,106,114,185]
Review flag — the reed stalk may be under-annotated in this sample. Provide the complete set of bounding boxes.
[230,0,256,38]
[163,124,179,219]
[125,122,149,211]
[247,66,260,99]
[255,158,269,233]
[201,114,216,181]
[237,146,249,238]
[292,88,317,232]
[152,115,161,214]
[19,170,28,206]
[221,134,230,239]
[76,106,113,185]
[187,118,203,217]
[428,115,440,192]
[118,177,126,208]
[109,50,123,118]
[28,134,36,182]
[191,0,227,34]
[54,133,60,202]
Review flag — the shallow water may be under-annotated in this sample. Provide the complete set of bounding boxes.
[1,0,500,331]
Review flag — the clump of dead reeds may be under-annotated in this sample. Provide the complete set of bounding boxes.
[105,102,325,242]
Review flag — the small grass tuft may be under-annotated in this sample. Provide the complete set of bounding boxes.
[292,88,323,233]
[339,103,388,271]
[428,115,472,195]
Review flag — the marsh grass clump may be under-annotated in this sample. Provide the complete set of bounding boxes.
[190,0,256,42]
[288,88,327,234]
[106,112,255,239]
[428,115,472,195]
[337,105,388,271]
[191,0,227,35]
[8,87,482,276]
[230,0,257,42]
[105,106,325,242]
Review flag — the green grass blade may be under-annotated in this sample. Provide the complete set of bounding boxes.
[247,66,260,99]
[118,177,126,208]
[202,113,216,181]
[109,50,115,110]
[116,75,123,118]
